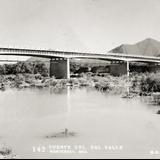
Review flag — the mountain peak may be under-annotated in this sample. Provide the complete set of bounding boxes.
[109,38,160,57]
[137,38,160,44]
[145,38,155,41]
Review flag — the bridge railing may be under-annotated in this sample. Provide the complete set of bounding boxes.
[0,47,160,62]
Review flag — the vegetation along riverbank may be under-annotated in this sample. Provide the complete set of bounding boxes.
[1,61,160,97]
[1,71,160,97]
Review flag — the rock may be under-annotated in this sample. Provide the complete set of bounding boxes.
[46,129,77,139]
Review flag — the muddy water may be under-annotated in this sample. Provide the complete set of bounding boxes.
[0,88,160,159]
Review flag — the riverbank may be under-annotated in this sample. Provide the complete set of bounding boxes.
[1,72,160,96]
[0,73,130,95]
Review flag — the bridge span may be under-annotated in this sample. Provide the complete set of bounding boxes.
[0,47,160,78]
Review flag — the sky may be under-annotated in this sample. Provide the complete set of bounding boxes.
[0,0,160,61]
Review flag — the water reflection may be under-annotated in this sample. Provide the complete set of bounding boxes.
[140,93,160,114]
[0,88,160,158]
[45,85,75,138]
[65,85,71,135]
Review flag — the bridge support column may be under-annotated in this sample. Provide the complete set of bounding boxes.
[110,62,128,76]
[50,58,70,79]
[127,61,130,77]
[67,58,70,79]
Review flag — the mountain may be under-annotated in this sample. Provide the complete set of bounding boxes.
[109,38,160,57]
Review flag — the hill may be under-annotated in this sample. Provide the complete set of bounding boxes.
[109,38,160,57]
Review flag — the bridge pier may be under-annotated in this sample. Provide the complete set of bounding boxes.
[127,61,130,77]
[110,61,130,76]
[67,58,70,79]
[50,58,70,79]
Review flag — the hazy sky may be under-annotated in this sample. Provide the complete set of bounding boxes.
[0,0,160,55]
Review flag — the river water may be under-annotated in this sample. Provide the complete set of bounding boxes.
[0,88,160,159]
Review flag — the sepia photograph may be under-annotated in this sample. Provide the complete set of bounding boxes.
[0,0,160,159]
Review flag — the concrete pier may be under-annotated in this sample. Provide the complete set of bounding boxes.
[127,61,130,77]
[110,62,129,76]
[50,58,70,79]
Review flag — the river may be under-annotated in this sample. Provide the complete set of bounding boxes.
[0,88,160,159]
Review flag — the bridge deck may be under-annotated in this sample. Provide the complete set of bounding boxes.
[0,47,160,63]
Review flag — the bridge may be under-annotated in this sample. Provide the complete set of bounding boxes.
[0,47,160,78]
